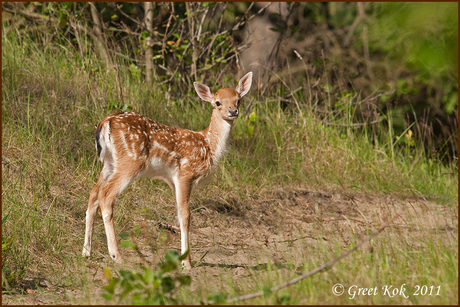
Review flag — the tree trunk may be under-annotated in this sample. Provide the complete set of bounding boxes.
[89,2,111,68]
[144,2,155,86]
[186,2,198,81]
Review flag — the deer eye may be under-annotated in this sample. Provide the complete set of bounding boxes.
[215,101,221,107]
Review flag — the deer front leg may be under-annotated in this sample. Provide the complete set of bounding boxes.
[174,179,192,269]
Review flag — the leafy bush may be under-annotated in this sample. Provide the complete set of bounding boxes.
[101,250,191,304]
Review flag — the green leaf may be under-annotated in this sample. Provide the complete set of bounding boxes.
[121,240,136,249]
[130,293,143,304]
[289,24,298,33]
[2,214,9,225]
[176,275,191,286]
[119,233,130,239]
[208,292,227,304]
[324,84,332,91]
[278,292,291,305]
[119,282,134,300]
[165,250,181,262]
[246,125,255,137]
[120,104,129,112]
[143,268,154,285]
[178,249,190,261]
[119,270,135,281]
[133,281,146,290]
[103,278,119,295]
[159,261,177,273]
[100,293,113,301]
[153,277,160,289]
[103,267,112,281]
[202,2,215,8]
[270,27,283,33]
[249,110,257,123]
[262,285,272,296]
[161,276,175,293]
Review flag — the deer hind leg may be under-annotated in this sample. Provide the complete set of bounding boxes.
[97,169,138,263]
[174,178,193,269]
[82,173,107,257]
[82,161,115,257]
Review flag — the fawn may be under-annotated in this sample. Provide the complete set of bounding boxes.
[82,72,252,269]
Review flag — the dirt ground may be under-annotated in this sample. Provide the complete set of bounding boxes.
[2,188,457,304]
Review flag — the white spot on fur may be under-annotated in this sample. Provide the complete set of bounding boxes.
[120,133,133,157]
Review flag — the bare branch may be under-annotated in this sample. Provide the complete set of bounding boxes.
[116,3,143,28]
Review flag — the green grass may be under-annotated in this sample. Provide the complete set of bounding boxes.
[2,29,457,304]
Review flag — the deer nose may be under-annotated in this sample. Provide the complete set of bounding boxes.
[229,109,239,117]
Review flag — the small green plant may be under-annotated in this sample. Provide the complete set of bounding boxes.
[246,107,258,137]
[101,250,191,304]
[105,100,132,113]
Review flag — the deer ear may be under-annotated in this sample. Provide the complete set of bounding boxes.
[235,72,253,98]
[194,82,214,103]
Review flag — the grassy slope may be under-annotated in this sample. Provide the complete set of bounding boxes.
[2,32,458,304]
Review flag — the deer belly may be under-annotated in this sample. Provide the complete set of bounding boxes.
[142,157,178,189]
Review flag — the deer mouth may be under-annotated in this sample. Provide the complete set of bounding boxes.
[226,114,239,120]
[226,109,239,120]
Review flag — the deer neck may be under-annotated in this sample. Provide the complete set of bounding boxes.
[202,108,234,164]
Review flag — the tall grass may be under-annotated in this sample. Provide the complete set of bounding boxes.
[2,29,457,304]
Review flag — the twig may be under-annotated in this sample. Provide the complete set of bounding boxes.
[161,3,175,57]
[221,2,272,36]
[157,222,180,233]
[116,3,143,28]
[205,211,403,304]
[343,3,367,46]
[112,51,144,65]
[293,50,312,103]
[2,6,56,23]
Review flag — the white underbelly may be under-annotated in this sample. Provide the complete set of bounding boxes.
[141,157,177,190]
